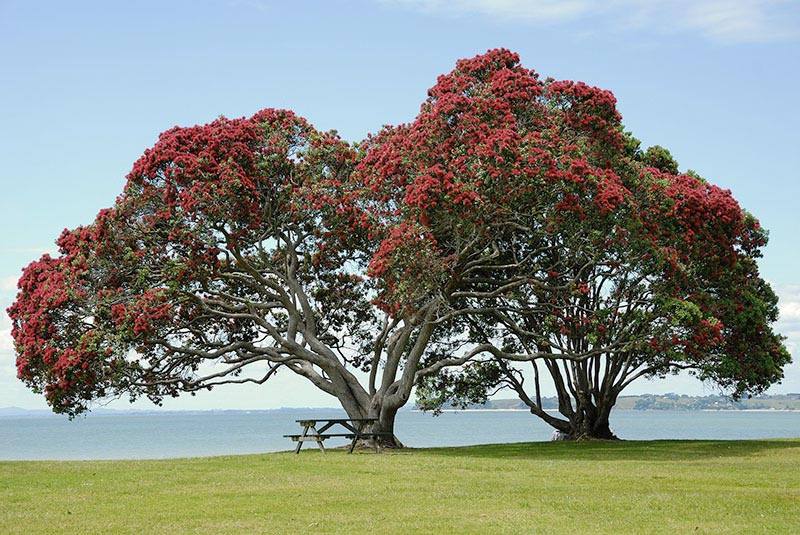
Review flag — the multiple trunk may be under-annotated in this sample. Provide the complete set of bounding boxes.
[325,370,406,449]
[280,308,442,449]
[500,357,642,440]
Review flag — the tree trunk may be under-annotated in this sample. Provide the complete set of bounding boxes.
[307,311,438,451]
[338,398,403,450]
[372,402,404,448]
[567,410,617,440]
[329,382,404,449]
[563,397,618,440]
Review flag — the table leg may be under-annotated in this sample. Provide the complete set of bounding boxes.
[295,424,311,454]
[312,424,326,454]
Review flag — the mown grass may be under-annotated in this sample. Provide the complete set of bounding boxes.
[1,439,798,534]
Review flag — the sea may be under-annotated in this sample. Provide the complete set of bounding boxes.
[1,408,798,461]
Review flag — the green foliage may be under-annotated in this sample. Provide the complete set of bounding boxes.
[416,360,504,414]
[642,145,679,174]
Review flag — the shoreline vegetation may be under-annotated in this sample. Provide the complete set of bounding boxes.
[426,393,800,412]
[2,440,799,534]
[2,394,799,418]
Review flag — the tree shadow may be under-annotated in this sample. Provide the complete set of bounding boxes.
[416,438,800,461]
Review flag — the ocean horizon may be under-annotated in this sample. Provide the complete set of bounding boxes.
[2,408,798,461]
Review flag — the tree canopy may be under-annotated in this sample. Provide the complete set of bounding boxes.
[407,51,789,438]
[9,49,789,442]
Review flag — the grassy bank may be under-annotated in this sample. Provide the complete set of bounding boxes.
[2,440,798,534]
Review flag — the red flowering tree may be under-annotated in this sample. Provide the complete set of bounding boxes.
[417,164,789,439]
[364,49,789,439]
[7,109,464,446]
[8,49,790,445]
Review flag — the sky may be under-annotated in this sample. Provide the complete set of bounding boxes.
[1,0,799,412]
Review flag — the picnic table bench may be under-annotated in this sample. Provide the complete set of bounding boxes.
[284,418,393,454]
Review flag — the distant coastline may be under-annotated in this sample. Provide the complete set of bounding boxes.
[415,407,799,413]
[3,393,799,418]
[414,393,800,413]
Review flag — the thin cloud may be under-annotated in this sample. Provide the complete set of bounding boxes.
[776,285,800,323]
[780,301,800,322]
[0,276,20,293]
[774,286,800,375]
[0,328,13,353]
[389,0,597,22]
[383,0,799,43]
[682,0,799,43]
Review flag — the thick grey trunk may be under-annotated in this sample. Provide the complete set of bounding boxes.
[365,393,403,448]
[560,394,619,440]
[567,409,617,440]
[518,377,620,440]
[327,376,404,449]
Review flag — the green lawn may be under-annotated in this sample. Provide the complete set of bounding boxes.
[2,440,798,534]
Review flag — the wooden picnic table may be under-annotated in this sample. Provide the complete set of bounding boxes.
[284,418,392,454]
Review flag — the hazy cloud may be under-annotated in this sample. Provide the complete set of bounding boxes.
[389,0,598,22]
[0,328,12,353]
[384,0,799,43]
[779,299,800,323]
[0,276,19,293]
[776,284,800,323]
[774,286,800,381]
[681,0,799,43]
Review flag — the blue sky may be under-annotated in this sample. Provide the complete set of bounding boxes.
[1,0,799,411]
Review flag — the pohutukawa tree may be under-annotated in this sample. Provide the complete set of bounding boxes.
[394,49,789,439]
[9,49,790,444]
[8,98,533,447]
[8,109,460,447]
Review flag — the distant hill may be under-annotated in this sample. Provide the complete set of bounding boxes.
[0,407,56,417]
[417,393,800,412]
[5,394,799,417]
[618,393,800,411]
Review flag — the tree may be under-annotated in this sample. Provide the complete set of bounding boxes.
[395,50,790,439]
[9,97,546,446]
[7,109,465,446]
[8,49,790,445]
[417,172,789,438]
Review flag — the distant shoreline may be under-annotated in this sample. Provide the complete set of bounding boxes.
[3,395,798,418]
[0,407,800,418]
[423,393,800,413]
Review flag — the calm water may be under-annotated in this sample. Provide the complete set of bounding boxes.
[1,409,798,461]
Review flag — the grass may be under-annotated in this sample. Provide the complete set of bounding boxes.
[1,439,799,534]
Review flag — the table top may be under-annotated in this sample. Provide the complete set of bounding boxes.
[296,418,377,424]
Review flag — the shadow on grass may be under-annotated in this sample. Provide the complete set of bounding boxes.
[415,438,800,461]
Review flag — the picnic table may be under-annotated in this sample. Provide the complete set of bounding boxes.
[284,418,392,454]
